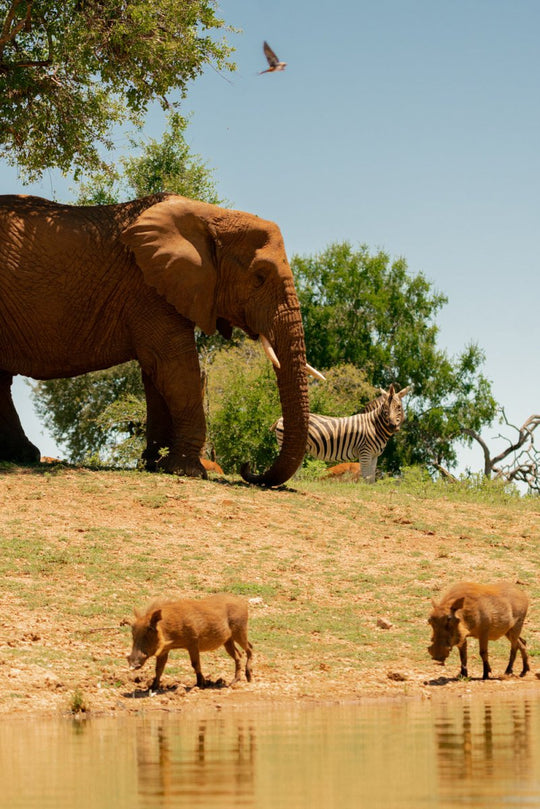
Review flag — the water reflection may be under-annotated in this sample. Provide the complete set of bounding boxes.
[0,697,539,808]
[135,718,257,806]
[434,699,536,806]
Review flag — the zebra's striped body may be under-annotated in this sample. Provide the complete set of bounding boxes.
[273,384,410,482]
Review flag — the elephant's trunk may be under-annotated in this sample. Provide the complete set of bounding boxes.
[241,295,310,487]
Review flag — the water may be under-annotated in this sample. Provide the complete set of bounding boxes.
[1,696,539,809]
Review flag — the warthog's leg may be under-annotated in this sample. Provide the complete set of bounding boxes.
[518,637,530,677]
[458,640,468,678]
[224,638,243,684]
[150,651,169,691]
[188,645,206,688]
[229,628,254,683]
[505,644,518,675]
[478,632,491,679]
[505,627,530,677]
[245,641,254,682]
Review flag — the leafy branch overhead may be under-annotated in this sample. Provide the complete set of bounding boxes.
[0,0,235,178]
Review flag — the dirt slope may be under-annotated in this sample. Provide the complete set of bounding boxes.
[1,464,539,716]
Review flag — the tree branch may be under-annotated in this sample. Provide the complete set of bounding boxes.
[0,58,51,70]
[433,463,458,482]
[461,410,540,490]
[461,427,492,476]
[490,410,540,467]
[0,0,33,53]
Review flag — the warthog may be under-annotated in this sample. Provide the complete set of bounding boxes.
[200,458,224,475]
[128,593,253,691]
[322,462,360,481]
[428,581,530,680]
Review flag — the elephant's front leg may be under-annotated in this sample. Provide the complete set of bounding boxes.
[138,336,207,478]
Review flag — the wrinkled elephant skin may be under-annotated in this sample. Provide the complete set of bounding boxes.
[0,193,309,486]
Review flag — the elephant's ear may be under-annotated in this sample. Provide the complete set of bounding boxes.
[121,197,218,335]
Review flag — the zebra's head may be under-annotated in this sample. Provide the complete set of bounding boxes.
[379,384,411,433]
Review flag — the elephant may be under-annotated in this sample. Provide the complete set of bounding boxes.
[0,193,320,486]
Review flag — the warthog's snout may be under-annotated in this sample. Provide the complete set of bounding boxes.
[127,651,147,670]
[428,644,449,664]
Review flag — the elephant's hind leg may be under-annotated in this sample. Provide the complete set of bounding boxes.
[142,371,175,471]
[0,372,41,464]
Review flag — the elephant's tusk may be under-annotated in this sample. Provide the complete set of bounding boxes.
[260,335,325,381]
[306,364,326,382]
[260,334,281,368]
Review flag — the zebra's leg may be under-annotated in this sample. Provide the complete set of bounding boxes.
[360,454,377,483]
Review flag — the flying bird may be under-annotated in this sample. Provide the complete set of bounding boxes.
[259,41,287,74]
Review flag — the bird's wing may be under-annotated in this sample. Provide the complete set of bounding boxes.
[263,41,280,67]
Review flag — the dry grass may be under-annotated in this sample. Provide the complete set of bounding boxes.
[1,463,540,716]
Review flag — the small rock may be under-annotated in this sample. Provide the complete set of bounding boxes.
[44,672,61,687]
[387,671,408,682]
[377,617,393,630]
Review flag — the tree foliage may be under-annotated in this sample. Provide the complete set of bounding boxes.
[76,113,224,205]
[32,362,144,464]
[292,243,498,472]
[307,364,375,418]
[205,343,281,474]
[293,242,447,386]
[0,0,234,178]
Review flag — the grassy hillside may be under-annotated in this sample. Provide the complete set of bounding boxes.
[1,464,539,715]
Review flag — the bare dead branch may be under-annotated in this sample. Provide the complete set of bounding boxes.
[461,427,492,476]
[490,410,540,467]
[462,409,540,491]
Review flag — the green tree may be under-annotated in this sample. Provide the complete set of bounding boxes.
[206,343,281,474]
[292,243,498,472]
[293,242,446,385]
[76,113,224,205]
[32,362,144,464]
[0,0,234,179]
[307,364,375,417]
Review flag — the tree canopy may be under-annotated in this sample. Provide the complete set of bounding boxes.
[0,0,234,178]
[75,112,224,205]
[32,362,144,465]
[293,242,446,386]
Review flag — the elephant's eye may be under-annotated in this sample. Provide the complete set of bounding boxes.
[253,271,267,289]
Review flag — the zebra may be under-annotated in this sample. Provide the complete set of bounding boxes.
[272,384,411,482]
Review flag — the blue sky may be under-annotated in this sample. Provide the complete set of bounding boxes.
[4,0,540,474]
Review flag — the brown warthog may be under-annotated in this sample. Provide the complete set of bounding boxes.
[128,593,253,691]
[322,462,360,481]
[428,581,530,680]
[200,458,224,475]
